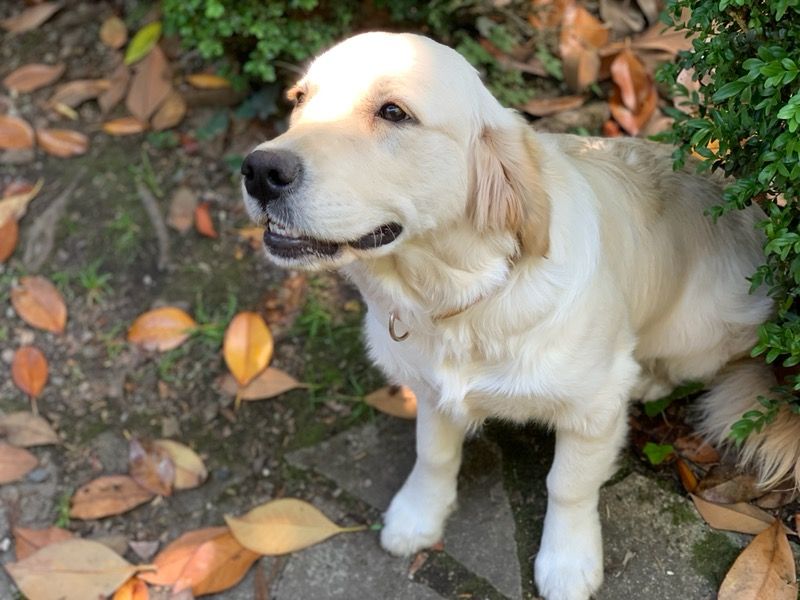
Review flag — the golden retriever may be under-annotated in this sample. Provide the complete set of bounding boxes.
[241,32,800,600]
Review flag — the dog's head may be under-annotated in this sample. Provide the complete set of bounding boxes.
[242,32,549,270]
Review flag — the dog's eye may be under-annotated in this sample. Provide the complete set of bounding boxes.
[378,103,410,123]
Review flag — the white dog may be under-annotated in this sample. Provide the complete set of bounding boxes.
[241,32,800,600]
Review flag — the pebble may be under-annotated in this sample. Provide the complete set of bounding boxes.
[26,468,49,483]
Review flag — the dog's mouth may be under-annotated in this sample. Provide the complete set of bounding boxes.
[264,217,403,260]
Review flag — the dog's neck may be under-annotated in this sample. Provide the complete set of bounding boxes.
[344,219,520,328]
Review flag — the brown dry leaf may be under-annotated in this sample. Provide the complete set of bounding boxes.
[226,498,364,555]
[99,63,131,114]
[529,0,570,29]
[675,457,698,493]
[673,434,720,464]
[6,538,152,600]
[103,116,146,136]
[49,79,111,108]
[36,128,89,158]
[560,39,601,93]
[559,4,609,92]
[0,217,18,262]
[261,271,307,334]
[600,0,646,36]
[152,439,207,490]
[195,201,218,238]
[0,412,58,447]
[0,115,35,150]
[113,577,150,600]
[127,307,197,352]
[718,519,797,600]
[151,90,186,131]
[609,84,658,136]
[129,438,175,497]
[697,466,761,504]
[223,312,274,387]
[0,178,43,228]
[13,526,73,561]
[691,494,776,535]
[560,4,609,49]
[139,527,259,595]
[167,186,197,233]
[220,368,306,401]
[186,73,231,89]
[3,63,65,93]
[521,95,586,117]
[126,45,172,123]
[3,180,34,198]
[1,2,61,34]
[631,24,695,55]
[70,475,155,519]
[100,16,128,49]
[365,385,418,419]
[0,442,38,484]
[11,275,68,334]
[610,49,651,112]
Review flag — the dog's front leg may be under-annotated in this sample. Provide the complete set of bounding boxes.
[534,404,627,600]
[381,387,467,556]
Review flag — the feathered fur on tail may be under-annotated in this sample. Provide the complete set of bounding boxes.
[697,360,800,489]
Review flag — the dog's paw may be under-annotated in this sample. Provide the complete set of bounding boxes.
[380,489,449,556]
[534,541,603,600]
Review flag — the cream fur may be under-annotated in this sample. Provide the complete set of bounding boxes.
[242,32,799,600]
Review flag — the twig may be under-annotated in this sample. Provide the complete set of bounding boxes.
[22,172,84,271]
[135,180,170,271]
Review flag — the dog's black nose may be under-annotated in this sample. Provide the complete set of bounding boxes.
[241,150,302,206]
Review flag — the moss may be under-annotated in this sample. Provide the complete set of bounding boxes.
[665,499,699,526]
[690,531,740,585]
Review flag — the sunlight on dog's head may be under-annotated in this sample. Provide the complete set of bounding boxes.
[242,32,549,269]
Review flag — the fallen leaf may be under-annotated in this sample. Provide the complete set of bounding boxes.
[529,0,570,29]
[600,0,646,36]
[560,39,601,93]
[49,79,111,108]
[138,527,259,595]
[220,367,305,401]
[36,128,89,158]
[51,102,78,120]
[126,45,171,123]
[521,95,586,117]
[194,201,218,238]
[0,115,35,150]
[238,226,265,249]
[124,21,162,66]
[673,434,720,464]
[13,526,73,561]
[755,488,798,510]
[635,0,660,23]
[560,4,609,49]
[718,519,797,600]
[103,116,146,136]
[365,385,417,419]
[691,494,775,535]
[0,412,58,446]
[11,275,68,334]
[602,119,622,137]
[100,16,128,49]
[127,307,197,352]
[6,538,151,600]
[186,73,231,89]
[559,4,608,93]
[675,457,698,493]
[167,186,197,233]
[0,217,18,262]
[226,498,363,555]
[151,90,186,131]
[0,442,38,484]
[630,23,695,55]
[113,577,150,600]
[611,49,651,112]
[609,83,658,135]
[153,439,207,490]
[1,2,61,34]
[129,438,175,497]
[261,271,307,334]
[3,63,65,93]
[0,178,43,227]
[697,466,761,504]
[11,348,49,402]
[70,475,155,520]
[223,312,274,387]
[99,63,131,114]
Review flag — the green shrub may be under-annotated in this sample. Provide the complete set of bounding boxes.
[162,0,537,105]
[658,0,800,440]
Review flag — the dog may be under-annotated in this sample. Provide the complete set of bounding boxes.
[241,32,800,600]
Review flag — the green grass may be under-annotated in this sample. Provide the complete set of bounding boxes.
[77,259,112,305]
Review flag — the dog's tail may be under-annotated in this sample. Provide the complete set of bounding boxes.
[697,359,800,490]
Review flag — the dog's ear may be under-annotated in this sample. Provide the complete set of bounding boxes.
[469,124,550,257]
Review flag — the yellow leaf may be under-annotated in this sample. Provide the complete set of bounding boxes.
[127,307,197,352]
[718,519,797,600]
[225,498,364,555]
[113,577,149,600]
[364,385,417,419]
[186,73,231,89]
[5,539,151,600]
[219,367,305,401]
[223,312,273,386]
[124,21,162,66]
[153,439,207,490]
